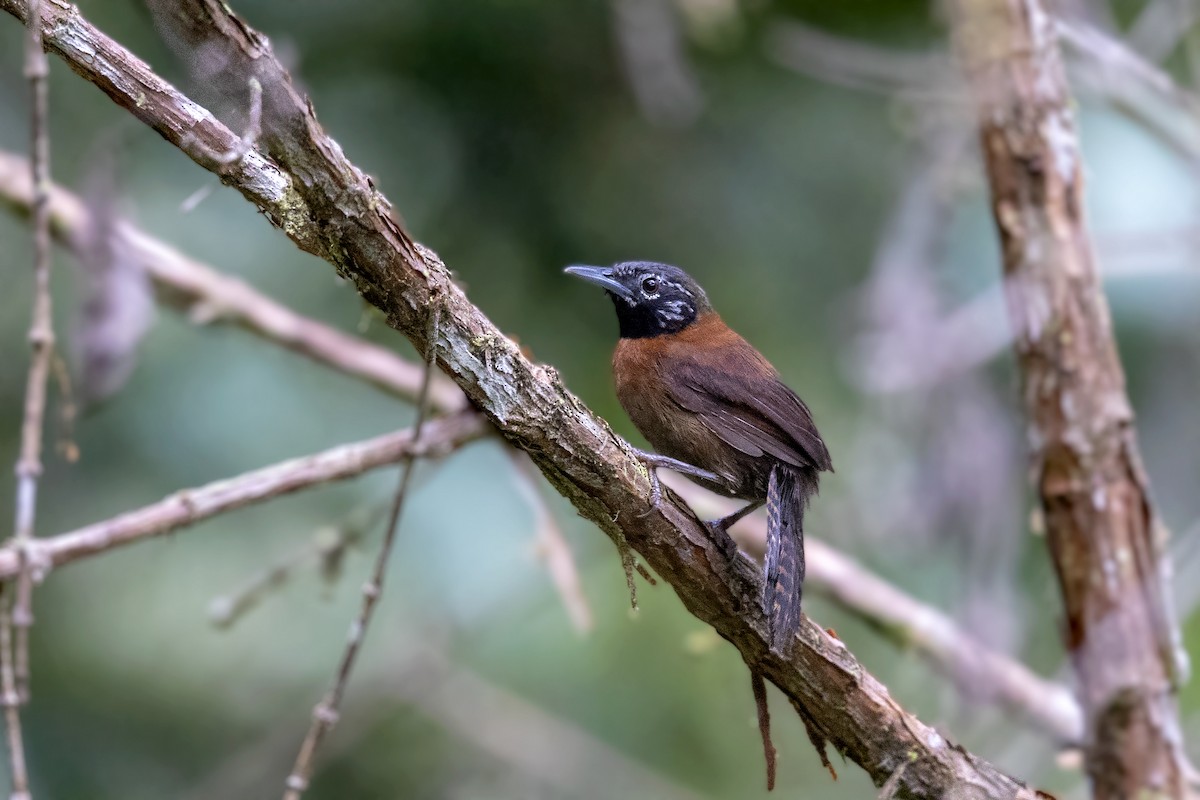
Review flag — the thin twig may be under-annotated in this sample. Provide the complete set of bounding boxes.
[5,0,52,793]
[207,508,381,629]
[0,411,487,581]
[763,19,953,99]
[1127,0,1200,62]
[214,77,261,167]
[283,309,440,799]
[0,586,29,800]
[1058,18,1200,114]
[179,76,263,173]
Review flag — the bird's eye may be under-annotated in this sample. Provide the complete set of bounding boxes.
[641,276,659,294]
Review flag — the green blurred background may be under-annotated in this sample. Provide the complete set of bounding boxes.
[1,0,1199,797]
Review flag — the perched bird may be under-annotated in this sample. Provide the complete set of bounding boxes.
[566,261,832,653]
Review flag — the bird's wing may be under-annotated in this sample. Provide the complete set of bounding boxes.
[664,347,833,472]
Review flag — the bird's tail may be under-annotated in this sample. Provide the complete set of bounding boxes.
[764,464,811,653]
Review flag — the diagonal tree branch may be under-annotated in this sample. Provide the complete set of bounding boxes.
[0,1,1050,795]
[0,149,1080,741]
[949,1,1189,798]
[0,149,600,633]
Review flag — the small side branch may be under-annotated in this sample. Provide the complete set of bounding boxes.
[283,316,439,799]
[5,0,52,794]
[0,587,28,800]
[0,411,489,580]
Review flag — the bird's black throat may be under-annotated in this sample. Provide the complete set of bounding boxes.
[609,293,698,339]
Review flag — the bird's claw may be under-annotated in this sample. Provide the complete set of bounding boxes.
[637,463,662,517]
[705,518,740,559]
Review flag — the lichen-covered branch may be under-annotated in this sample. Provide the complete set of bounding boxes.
[0,1,1049,795]
[948,1,1189,797]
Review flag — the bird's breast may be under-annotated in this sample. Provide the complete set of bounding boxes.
[613,335,765,498]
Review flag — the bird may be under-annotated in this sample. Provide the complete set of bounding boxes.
[565,261,832,653]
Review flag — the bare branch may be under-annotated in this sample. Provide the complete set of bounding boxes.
[0,2,1051,794]
[766,14,1200,166]
[950,1,1190,797]
[0,586,28,800]
[0,150,594,635]
[0,150,466,413]
[0,411,488,580]
[284,315,439,798]
[208,511,376,629]
[4,0,52,792]
[1057,18,1200,114]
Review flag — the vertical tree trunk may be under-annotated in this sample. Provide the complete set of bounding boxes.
[949,2,1189,798]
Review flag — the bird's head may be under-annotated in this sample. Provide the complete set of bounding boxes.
[564,261,711,339]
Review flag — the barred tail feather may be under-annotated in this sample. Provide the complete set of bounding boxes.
[765,465,807,653]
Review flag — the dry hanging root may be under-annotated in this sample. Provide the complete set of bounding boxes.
[613,528,656,610]
[789,696,838,781]
[750,671,777,790]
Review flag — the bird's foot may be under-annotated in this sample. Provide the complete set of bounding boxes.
[704,500,765,556]
[630,448,721,517]
[705,518,741,559]
[637,466,662,518]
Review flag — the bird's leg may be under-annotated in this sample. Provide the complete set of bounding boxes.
[706,499,765,537]
[704,499,765,559]
[629,448,723,516]
[633,449,724,484]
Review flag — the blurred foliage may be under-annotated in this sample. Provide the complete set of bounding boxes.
[0,0,1199,798]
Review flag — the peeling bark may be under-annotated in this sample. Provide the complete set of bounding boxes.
[949,1,1189,798]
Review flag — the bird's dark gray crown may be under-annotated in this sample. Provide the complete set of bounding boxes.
[595,261,711,339]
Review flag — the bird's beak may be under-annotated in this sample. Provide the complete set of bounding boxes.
[564,265,634,301]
